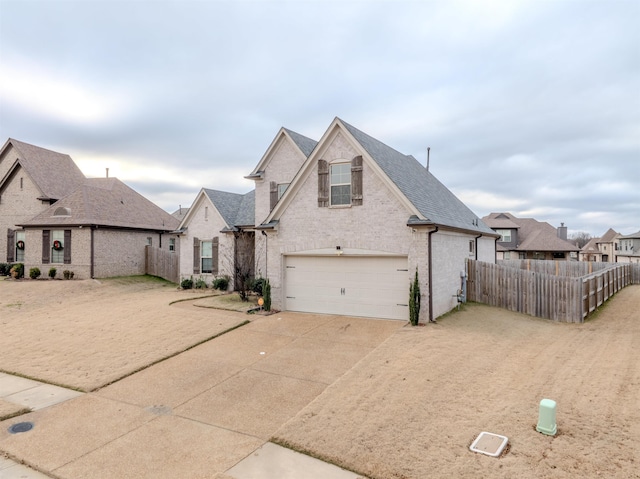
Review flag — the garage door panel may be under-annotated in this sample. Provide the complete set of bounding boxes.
[284,256,408,320]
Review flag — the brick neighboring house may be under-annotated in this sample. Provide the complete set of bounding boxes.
[579,228,621,262]
[483,212,579,261]
[176,188,254,288]
[1,138,86,264]
[579,237,602,262]
[247,117,498,322]
[17,178,179,279]
[616,230,640,264]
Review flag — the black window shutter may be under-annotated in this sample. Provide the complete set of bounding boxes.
[193,237,200,274]
[270,181,278,211]
[42,230,50,264]
[351,155,363,206]
[212,236,219,275]
[63,230,72,264]
[318,159,329,207]
[7,229,15,263]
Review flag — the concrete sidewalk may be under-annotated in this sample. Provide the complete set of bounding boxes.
[1,372,83,478]
[0,313,400,478]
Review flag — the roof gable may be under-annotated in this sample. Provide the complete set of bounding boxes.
[0,138,86,200]
[19,178,179,231]
[180,188,255,231]
[598,228,619,243]
[265,118,494,235]
[246,128,317,178]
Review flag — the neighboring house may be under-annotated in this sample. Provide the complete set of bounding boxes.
[579,228,621,262]
[616,230,640,264]
[483,212,579,261]
[17,178,179,279]
[596,228,621,262]
[579,238,602,262]
[1,138,86,263]
[246,117,497,322]
[171,206,190,222]
[177,188,254,288]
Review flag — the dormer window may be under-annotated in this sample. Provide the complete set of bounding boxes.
[53,207,71,217]
[496,229,511,242]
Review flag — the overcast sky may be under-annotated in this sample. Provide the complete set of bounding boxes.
[1,0,638,237]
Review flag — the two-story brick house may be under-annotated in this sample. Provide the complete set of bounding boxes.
[247,118,497,322]
[483,212,579,261]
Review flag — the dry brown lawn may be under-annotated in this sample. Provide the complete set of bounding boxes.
[0,276,248,391]
[1,276,638,479]
[274,285,640,479]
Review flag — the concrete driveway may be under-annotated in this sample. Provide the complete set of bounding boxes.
[0,312,403,479]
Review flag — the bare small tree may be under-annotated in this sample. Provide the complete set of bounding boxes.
[569,231,593,249]
[233,230,255,302]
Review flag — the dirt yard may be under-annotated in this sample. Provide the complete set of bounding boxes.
[274,285,640,479]
[1,276,638,479]
[0,276,248,391]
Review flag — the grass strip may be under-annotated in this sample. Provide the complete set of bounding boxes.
[270,436,372,479]
[92,320,250,392]
[0,407,32,422]
[0,369,85,393]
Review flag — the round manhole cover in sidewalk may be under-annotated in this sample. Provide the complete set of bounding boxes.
[8,422,34,434]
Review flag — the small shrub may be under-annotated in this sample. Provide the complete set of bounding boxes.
[29,267,41,279]
[409,268,421,326]
[251,277,265,296]
[0,263,10,276]
[212,275,230,291]
[62,270,74,280]
[180,277,194,289]
[48,267,57,279]
[194,276,208,289]
[10,263,24,279]
[263,277,271,311]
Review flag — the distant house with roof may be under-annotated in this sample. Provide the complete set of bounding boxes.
[616,230,640,264]
[482,212,579,261]
[18,178,179,278]
[176,188,254,288]
[579,228,621,262]
[245,117,498,322]
[1,138,86,264]
[579,237,602,262]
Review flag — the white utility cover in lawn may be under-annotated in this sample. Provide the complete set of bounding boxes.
[284,255,409,320]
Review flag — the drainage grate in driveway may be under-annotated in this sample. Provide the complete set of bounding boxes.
[8,422,34,434]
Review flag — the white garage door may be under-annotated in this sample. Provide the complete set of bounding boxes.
[284,255,409,320]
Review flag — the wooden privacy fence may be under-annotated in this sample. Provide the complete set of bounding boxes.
[466,259,639,323]
[145,246,179,284]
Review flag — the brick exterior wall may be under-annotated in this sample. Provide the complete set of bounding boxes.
[16,227,176,279]
[254,134,307,279]
[1,162,52,263]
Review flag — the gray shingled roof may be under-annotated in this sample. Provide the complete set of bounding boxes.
[483,213,580,252]
[283,128,318,157]
[1,138,86,200]
[340,119,494,235]
[598,228,619,243]
[204,188,255,228]
[19,178,179,231]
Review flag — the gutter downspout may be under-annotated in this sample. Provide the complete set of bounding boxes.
[428,226,439,323]
[261,230,268,278]
[475,234,482,260]
[494,236,500,264]
[90,225,95,279]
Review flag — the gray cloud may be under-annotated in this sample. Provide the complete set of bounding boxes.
[1,0,638,237]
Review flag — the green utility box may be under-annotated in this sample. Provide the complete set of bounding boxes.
[536,398,557,436]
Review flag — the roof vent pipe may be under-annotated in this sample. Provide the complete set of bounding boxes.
[106,168,109,178]
[426,147,431,171]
